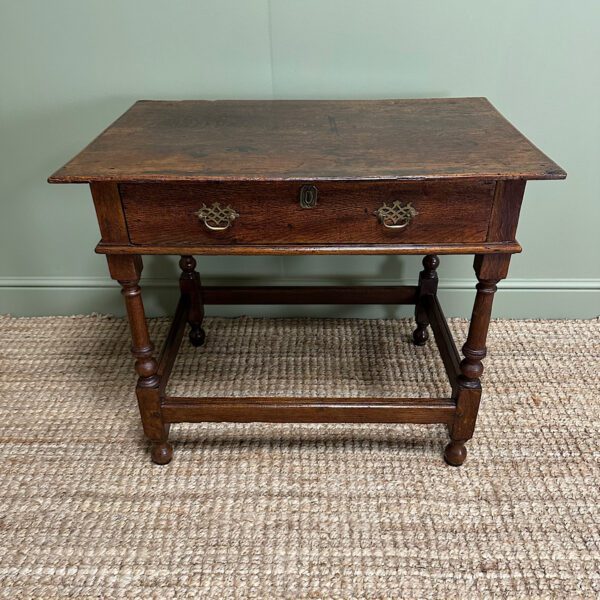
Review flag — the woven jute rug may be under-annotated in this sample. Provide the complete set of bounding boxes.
[0,315,598,599]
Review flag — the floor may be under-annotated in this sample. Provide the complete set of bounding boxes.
[0,315,598,598]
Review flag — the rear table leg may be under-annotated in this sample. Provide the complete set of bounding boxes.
[179,255,206,347]
[413,255,439,346]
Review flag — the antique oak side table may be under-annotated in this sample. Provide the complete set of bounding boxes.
[49,98,565,466]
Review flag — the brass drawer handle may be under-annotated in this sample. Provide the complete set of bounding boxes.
[375,201,418,229]
[195,203,239,231]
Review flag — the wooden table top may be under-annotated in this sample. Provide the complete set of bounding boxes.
[49,98,565,184]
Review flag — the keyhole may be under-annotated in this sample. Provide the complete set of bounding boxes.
[299,185,318,209]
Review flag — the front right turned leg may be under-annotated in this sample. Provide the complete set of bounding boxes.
[444,254,510,466]
[108,255,173,464]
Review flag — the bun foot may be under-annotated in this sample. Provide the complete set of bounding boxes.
[151,442,173,465]
[189,326,206,347]
[412,325,429,346]
[444,440,467,466]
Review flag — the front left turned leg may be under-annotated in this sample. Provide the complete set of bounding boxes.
[444,254,510,466]
[108,255,173,465]
[179,255,206,347]
[120,278,172,464]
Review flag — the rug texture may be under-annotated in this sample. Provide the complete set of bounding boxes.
[0,315,598,599]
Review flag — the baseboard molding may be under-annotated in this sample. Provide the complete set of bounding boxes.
[1,276,598,318]
[1,275,599,290]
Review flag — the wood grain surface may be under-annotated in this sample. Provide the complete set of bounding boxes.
[48,98,566,183]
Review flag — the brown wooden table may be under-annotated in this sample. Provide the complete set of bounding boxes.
[49,98,565,466]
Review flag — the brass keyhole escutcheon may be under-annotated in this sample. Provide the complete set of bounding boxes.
[299,184,318,209]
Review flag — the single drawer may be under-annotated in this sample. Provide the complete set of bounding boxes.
[120,180,496,246]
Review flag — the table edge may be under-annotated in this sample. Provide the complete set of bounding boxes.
[94,241,523,256]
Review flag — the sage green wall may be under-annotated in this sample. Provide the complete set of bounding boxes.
[1,0,598,318]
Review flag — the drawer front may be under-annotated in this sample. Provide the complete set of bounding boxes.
[120,180,495,246]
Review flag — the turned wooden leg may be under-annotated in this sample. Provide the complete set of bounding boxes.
[413,254,439,345]
[444,254,510,466]
[179,255,206,347]
[107,255,173,465]
[120,278,172,464]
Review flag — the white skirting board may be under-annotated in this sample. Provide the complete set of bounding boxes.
[0,277,598,319]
